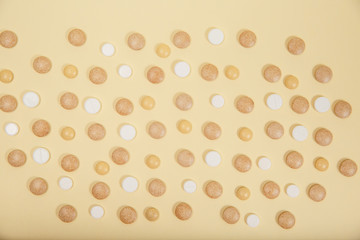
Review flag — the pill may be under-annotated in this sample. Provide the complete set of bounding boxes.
[58,205,77,223]
[205,151,221,167]
[58,177,73,190]
[266,121,284,139]
[29,177,48,195]
[314,65,332,83]
[205,181,223,199]
[174,61,191,78]
[145,207,159,221]
[314,97,330,112]
[145,155,160,169]
[285,151,303,169]
[246,214,260,227]
[236,186,250,200]
[238,30,256,48]
[263,65,281,82]
[95,161,110,175]
[61,154,79,172]
[201,63,218,81]
[224,65,239,80]
[68,28,86,46]
[148,179,166,197]
[339,159,357,177]
[147,66,164,84]
[92,182,110,200]
[90,205,105,219]
[308,184,326,202]
[118,65,132,79]
[87,123,106,141]
[176,149,195,167]
[203,122,221,140]
[266,93,283,110]
[122,176,138,193]
[115,98,133,116]
[291,96,309,114]
[207,28,224,45]
[175,93,193,111]
[119,206,137,224]
[89,67,107,84]
[84,97,101,114]
[119,124,136,141]
[278,211,295,229]
[32,147,50,164]
[257,157,271,170]
[262,181,280,199]
[333,100,352,118]
[156,43,171,58]
[172,31,191,49]
[4,122,19,136]
[127,33,145,50]
[32,120,51,137]
[183,180,197,193]
[63,64,78,78]
[177,119,192,134]
[33,56,52,74]
[148,121,166,139]
[286,184,300,198]
[238,127,253,141]
[7,149,26,167]
[211,94,225,108]
[174,202,192,220]
[314,157,329,171]
[222,206,240,224]
[111,147,129,165]
[101,43,115,56]
[291,125,308,141]
[0,30,17,48]
[235,96,254,113]
[0,95,17,112]
[22,91,40,108]
[314,128,333,146]
[60,127,75,140]
[287,36,305,55]
[284,75,299,89]
[140,96,155,110]
[60,92,78,110]
[233,154,252,172]
[0,69,14,83]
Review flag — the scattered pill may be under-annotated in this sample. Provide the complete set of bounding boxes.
[172,31,191,49]
[339,159,357,177]
[285,151,303,169]
[175,93,193,111]
[266,94,283,110]
[246,214,260,227]
[236,186,250,200]
[174,202,192,220]
[111,147,129,165]
[119,206,137,224]
[32,147,50,164]
[148,121,166,139]
[60,127,75,140]
[0,95,17,112]
[119,124,137,141]
[205,150,221,167]
[224,65,239,80]
[95,161,110,175]
[22,91,40,108]
[145,207,159,221]
[147,66,164,84]
[58,205,77,223]
[286,184,300,198]
[291,96,309,114]
[205,181,223,199]
[207,28,224,45]
[90,205,104,219]
[33,56,52,74]
[314,65,332,83]
[7,149,26,167]
[291,125,308,141]
[63,64,78,78]
[68,28,86,46]
[222,206,240,224]
[266,121,284,139]
[201,63,218,81]
[60,92,78,110]
[32,120,51,137]
[87,123,105,141]
[61,154,79,172]
[0,30,17,48]
[263,65,281,82]
[145,155,160,169]
[314,97,330,112]
[238,127,253,141]
[92,182,110,200]
[29,177,48,195]
[148,179,166,197]
[183,180,197,193]
[314,128,333,146]
[174,61,191,78]
[314,157,329,171]
[59,177,73,190]
[203,122,221,140]
[333,100,352,118]
[122,176,138,193]
[89,67,107,84]
[101,43,115,56]
[115,98,133,116]
[140,96,155,110]
[235,96,254,113]
[0,69,14,83]
[284,75,299,89]
[308,183,326,202]
[233,154,252,172]
[262,181,280,199]
[177,149,195,167]
[128,32,145,50]
[156,43,171,58]
[177,119,192,134]
[118,65,132,79]
[211,94,224,108]
[287,36,305,55]
[258,157,271,170]
[84,97,101,114]
[4,122,19,136]
[238,30,256,48]
[278,211,295,229]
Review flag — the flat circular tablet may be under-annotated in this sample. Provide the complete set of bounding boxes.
[32,119,50,137]
[201,63,218,81]
[0,69,14,83]
[89,67,107,84]
[334,100,352,118]
[262,181,280,199]
[148,179,166,197]
[314,128,333,146]
[286,184,300,198]
[308,184,326,202]
[314,157,329,171]
[207,28,224,45]
[314,65,332,83]
[278,211,295,229]
[238,30,256,48]
[87,123,106,141]
[222,206,240,224]
[233,154,252,172]
[0,95,17,112]
[58,205,77,223]
[174,202,192,220]
[183,180,197,193]
[61,154,79,172]
[238,127,253,141]
[23,91,40,108]
[266,94,283,110]
[205,181,223,199]
[119,124,136,141]
[90,205,104,219]
[84,98,101,114]
[140,96,155,110]
[8,149,26,167]
[203,122,221,140]
[211,95,224,108]
[339,159,357,177]
[0,30,17,48]
[63,64,78,78]
[177,119,192,134]
[101,43,115,56]
[145,207,159,221]
[205,150,221,167]
[236,186,250,200]
[172,31,191,49]
[174,61,190,78]
[92,182,110,200]
[314,97,330,112]
[118,65,132,78]
[235,96,254,113]
[32,147,50,164]
[156,43,171,58]
[224,65,239,80]
[284,75,299,89]
[60,92,78,110]
[60,127,75,140]
[145,155,160,169]
[68,28,86,46]
[111,147,129,165]
[246,214,260,227]
[287,36,305,55]
[59,177,73,190]
[291,96,309,114]
[266,121,284,139]
[258,157,271,170]
[119,206,137,224]
[175,93,193,111]
[94,161,110,175]
[33,56,52,74]
[115,98,133,116]
[263,65,281,82]
[29,177,48,195]
[291,125,308,141]
[148,121,166,139]
[128,33,145,50]
[4,122,19,136]
[122,176,138,192]
[285,151,303,169]
[147,66,164,84]
[176,149,195,167]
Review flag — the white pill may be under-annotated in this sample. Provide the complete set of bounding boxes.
[118,65,132,79]
[286,184,300,198]
[258,157,271,170]
[211,95,224,108]
[119,124,136,141]
[292,125,308,141]
[314,97,330,113]
[121,176,138,192]
[101,43,115,56]
[174,61,191,78]
[90,205,105,219]
[246,214,260,228]
[208,28,224,45]
[266,93,283,110]
[183,180,197,193]
[22,91,40,108]
[205,150,221,167]
[32,147,50,164]
[84,97,101,114]
[58,177,73,190]
[4,122,19,136]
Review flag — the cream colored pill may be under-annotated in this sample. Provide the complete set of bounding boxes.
[208,28,224,45]
[266,94,282,110]
[118,65,132,78]
[205,151,221,167]
[4,122,19,136]
[119,124,136,141]
[23,91,40,108]
[90,205,104,219]
[59,177,73,190]
[84,98,101,114]
[211,95,224,108]
[314,97,330,113]
[246,214,260,228]
[122,176,138,192]
[32,147,50,164]
[258,157,271,170]
[183,180,197,193]
[101,43,115,56]
[292,125,308,141]
[174,61,190,78]
[286,184,300,198]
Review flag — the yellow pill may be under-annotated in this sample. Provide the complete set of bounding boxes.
[177,119,192,134]
[0,69,14,83]
[140,96,155,110]
[314,157,329,171]
[224,65,239,80]
[236,186,250,200]
[61,127,75,140]
[284,75,299,89]
[155,43,170,58]
[238,127,253,141]
[145,155,160,169]
[95,161,110,175]
[63,65,78,79]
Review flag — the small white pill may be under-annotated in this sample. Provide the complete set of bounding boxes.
[292,125,308,141]
[266,93,283,110]
[101,43,115,56]
[118,65,132,79]
[4,122,19,136]
[174,61,191,78]
[84,97,101,114]
[22,91,40,108]
[58,177,73,190]
[211,95,224,108]
[208,28,224,45]
[258,157,271,170]
[183,180,197,193]
[286,184,300,198]
[119,124,136,141]
[121,176,138,192]
[314,96,330,113]
[205,150,221,167]
[32,147,50,164]
[90,205,105,219]
[246,214,260,227]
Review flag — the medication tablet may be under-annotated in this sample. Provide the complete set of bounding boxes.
[174,202,192,220]
[122,176,138,192]
[172,31,191,49]
[22,91,40,108]
[205,181,223,198]
[286,184,300,198]
[118,65,132,78]
[127,32,145,50]
[314,97,330,112]
[84,98,101,114]
[246,214,260,227]
[58,205,77,223]
[0,30,17,48]
[90,205,104,219]
[262,181,280,199]
[101,43,115,56]
[33,56,52,74]
[183,180,197,193]
[58,177,73,190]
[291,125,308,141]
[266,94,282,110]
[278,211,296,229]
[119,206,137,224]
[211,95,224,108]
[222,206,240,224]
[119,124,136,141]
[308,184,326,202]
[68,28,86,46]
[4,122,19,136]
[205,151,221,167]
[32,147,50,164]
[207,28,224,45]
[257,157,271,170]
[92,182,110,200]
[174,61,190,78]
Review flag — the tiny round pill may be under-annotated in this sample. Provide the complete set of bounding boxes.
[224,65,239,80]
[0,30,18,48]
[172,31,191,49]
[203,122,221,140]
[176,149,195,167]
[58,205,77,223]
[266,94,283,110]
[308,184,326,202]
[118,65,132,79]
[262,181,280,199]
[111,147,129,165]
[314,128,333,146]
[174,202,192,220]
[147,66,164,84]
[246,214,260,227]
[314,65,332,83]
[29,177,48,195]
[258,157,271,170]
[183,180,197,193]
[266,121,284,139]
[314,157,329,171]
[140,96,155,110]
[60,92,78,110]
[263,65,281,82]
[8,149,26,167]
[0,69,14,83]
[101,43,115,56]
[291,96,309,114]
[68,28,86,46]
[222,206,240,224]
[33,56,52,74]
[32,147,50,164]
[121,176,138,193]
[87,123,106,141]
[63,64,78,78]
[95,161,110,175]
[23,91,40,108]
[148,179,166,197]
[156,43,170,58]
[333,100,352,118]
[175,93,193,111]
[145,207,159,221]
[60,127,75,140]
[235,96,254,113]
[286,184,300,198]
[284,75,299,89]
[291,125,308,141]
[89,66,107,84]
[201,63,218,81]
[90,205,105,219]
[205,151,221,167]
[32,119,51,137]
[207,28,224,45]
[205,181,223,199]
[211,94,225,108]
[287,36,305,55]
[128,33,145,50]
[92,182,110,200]
[58,177,73,190]
[148,121,166,139]
[61,154,79,172]
[115,98,133,116]
[278,211,295,229]
[285,151,303,169]
[145,154,160,169]
[233,154,252,172]
[0,95,17,112]
[238,127,253,141]
[177,119,192,134]
[119,206,137,224]
[314,97,330,113]
[4,122,19,136]
[238,30,256,48]
[119,124,137,141]
[339,159,357,177]
[174,61,191,78]
[236,186,250,200]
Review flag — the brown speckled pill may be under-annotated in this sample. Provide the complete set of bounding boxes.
[278,211,295,229]
[287,37,305,55]
[172,31,191,49]
[334,100,352,118]
[0,30,18,48]
[58,205,77,223]
[148,179,166,197]
[148,121,166,139]
[308,184,326,202]
[145,207,159,221]
[89,67,107,84]
[285,151,303,169]
[8,149,26,167]
[33,56,52,74]
[263,65,281,82]
[61,154,79,172]
[175,93,193,111]
[314,65,332,83]
[128,33,145,50]
[0,95,17,112]
[29,177,48,195]
[111,147,129,165]
[174,202,192,220]
[314,128,333,146]
[88,123,106,141]
[32,119,51,137]
[205,181,223,199]
[222,206,240,224]
[200,63,218,81]
[68,28,86,46]
[92,182,110,200]
[60,92,78,110]
[176,149,194,167]
[339,159,357,177]
[147,66,164,84]
[238,30,256,48]
[233,154,252,173]
[291,96,309,114]
[235,96,254,113]
[119,206,137,224]
[266,121,284,139]
[262,181,280,199]
[203,122,221,140]
[115,98,133,116]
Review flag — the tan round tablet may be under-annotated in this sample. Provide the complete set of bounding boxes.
[205,181,223,199]
[233,154,252,172]
[172,31,191,49]
[148,121,166,139]
[145,207,159,221]
[314,128,333,146]
[314,157,329,171]
[263,65,281,82]
[238,127,253,141]
[128,32,145,50]
[222,206,240,224]
[0,95,17,112]
[175,93,193,111]
[0,69,14,83]
[32,119,51,137]
[61,127,75,141]
[174,202,192,220]
[8,149,26,167]
[285,151,303,169]
[29,177,48,195]
[60,92,78,110]
[63,64,78,79]
[176,149,195,167]
[291,96,309,114]
[266,121,284,139]
[262,181,280,199]
[238,30,256,48]
[224,65,239,80]
[334,100,352,118]
[58,205,77,223]
[284,75,299,89]
[0,30,18,48]
[68,28,86,46]
[236,186,250,200]
[308,184,326,202]
[119,206,137,224]
[87,123,106,141]
[287,37,305,55]
[115,98,133,116]
[145,155,160,169]
[203,122,221,140]
[278,211,295,229]
[314,65,332,83]
[339,159,358,177]
[200,63,218,81]
[61,154,79,172]
[33,56,52,74]
[235,96,254,113]
[89,67,107,84]
[111,147,129,165]
[147,66,164,84]
[91,182,110,200]
[148,179,166,197]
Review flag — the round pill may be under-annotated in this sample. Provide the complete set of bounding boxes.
[148,179,166,197]
[8,149,26,167]
[224,65,239,80]
[95,161,110,175]
[145,207,159,221]
[63,64,78,79]
[205,150,221,167]
[236,186,250,200]
[29,177,48,195]
[118,65,132,79]
[211,94,224,108]
[238,127,253,141]
[32,120,50,137]
[101,43,115,56]
[284,75,299,89]
[263,65,281,82]
[201,63,218,81]
[22,91,40,108]
[119,124,136,141]
[148,121,166,139]
[156,43,171,58]
[266,94,283,110]
[235,96,254,113]
[205,181,223,199]
[287,36,305,55]
[291,125,308,141]
[238,30,256,48]
[222,206,240,224]
[60,127,75,140]
[61,154,79,172]
[291,96,309,114]
[122,176,138,193]
[177,119,192,134]
[183,180,197,193]
[119,206,137,224]
[115,98,133,116]
[286,184,300,198]
[177,149,195,167]
[68,28,86,46]
[128,32,145,50]
[174,202,192,220]
[84,97,101,114]
[314,65,332,83]
[233,154,252,172]
[140,96,155,110]
[203,122,221,140]
[111,147,129,165]
[262,181,280,199]
[174,61,191,78]
[60,92,78,110]
[89,67,107,84]
[4,122,19,136]
[258,157,271,170]
[92,182,110,200]
[246,214,260,227]
[145,155,160,169]
[147,66,164,84]
[172,31,191,49]
[33,56,52,74]
[339,159,357,177]
[266,121,284,139]
[0,95,17,112]
[87,123,106,141]
[58,205,77,223]
[59,177,73,190]
[285,151,303,169]
[90,205,104,219]
[333,100,352,118]
[0,30,17,48]
[32,146,50,163]
[314,97,330,112]
[207,28,224,45]
[308,184,326,202]
[0,69,14,83]
[314,128,333,146]
[175,93,193,111]
[278,211,295,229]
[314,157,329,171]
